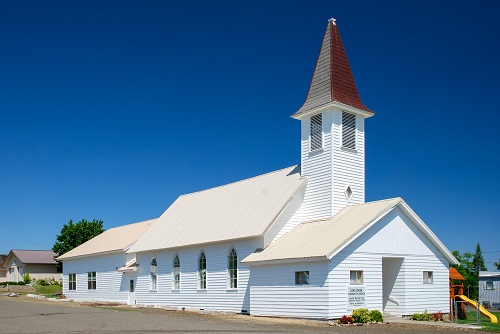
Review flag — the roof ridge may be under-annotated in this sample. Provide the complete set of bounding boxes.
[12,249,55,252]
[178,165,301,198]
[299,197,402,225]
[350,197,402,207]
[106,218,158,231]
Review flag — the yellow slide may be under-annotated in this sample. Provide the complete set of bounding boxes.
[456,295,498,324]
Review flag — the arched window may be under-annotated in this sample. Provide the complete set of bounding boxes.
[198,251,206,289]
[173,254,180,290]
[150,256,157,290]
[228,248,237,289]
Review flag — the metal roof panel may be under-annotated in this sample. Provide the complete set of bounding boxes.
[129,165,306,253]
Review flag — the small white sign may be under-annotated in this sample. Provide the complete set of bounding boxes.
[347,286,366,308]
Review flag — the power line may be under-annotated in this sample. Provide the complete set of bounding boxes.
[0,220,50,249]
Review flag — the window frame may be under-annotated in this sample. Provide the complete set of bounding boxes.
[150,256,158,291]
[68,273,76,291]
[295,271,310,285]
[423,271,433,284]
[310,113,323,151]
[342,111,356,150]
[350,270,363,285]
[198,251,207,290]
[87,271,96,290]
[227,248,238,289]
[485,281,494,290]
[173,254,180,290]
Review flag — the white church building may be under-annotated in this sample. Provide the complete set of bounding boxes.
[58,19,458,319]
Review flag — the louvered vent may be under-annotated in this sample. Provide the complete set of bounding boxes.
[310,113,322,151]
[342,112,356,149]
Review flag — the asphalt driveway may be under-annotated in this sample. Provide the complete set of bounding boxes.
[0,296,482,334]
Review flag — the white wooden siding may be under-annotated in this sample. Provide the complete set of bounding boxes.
[327,207,450,318]
[301,109,366,220]
[327,253,383,318]
[266,186,305,245]
[300,112,332,221]
[331,109,365,214]
[354,208,439,256]
[249,261,329,319]
[134,239,261,313]
[62,252,130,303]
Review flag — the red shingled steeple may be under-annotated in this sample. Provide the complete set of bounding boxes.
[293,18,373,117]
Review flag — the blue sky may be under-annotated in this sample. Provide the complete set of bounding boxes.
[1,1,499,268]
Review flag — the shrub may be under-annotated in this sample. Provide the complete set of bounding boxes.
[338,315,354,324]
[369,309,383,322]
[351,308,371,323]
[410,309,434,321]
[31,278,61,286]
[23,273,31,284]
[433,311,444,321]
[1,281,27,286]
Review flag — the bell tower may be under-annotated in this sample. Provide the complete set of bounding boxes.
[292,18,375,221]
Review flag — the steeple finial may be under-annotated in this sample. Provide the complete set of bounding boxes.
[292,19,373,118]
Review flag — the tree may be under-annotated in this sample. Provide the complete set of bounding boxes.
[452,250,479,299]
[452,243,489,300]
[53,219,105,256]
[494,258,500,271]
[472,243,487,275]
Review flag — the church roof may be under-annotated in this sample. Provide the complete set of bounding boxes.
[292,18,373,118]
[242,198,458,265]
[57,218,157,260]
[128,165,306,253]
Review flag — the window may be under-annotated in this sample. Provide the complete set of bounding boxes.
[342,112,356,149]
[295,271,309,285]
[228,248,237,289]
[173,254,180,290]
[68,273,76,291]
[150,257,157,290]
[423,271,433,284]
[87,272,96,290]
[485,281,494,290]
[350,270,363,285]
[310,113,322,151]
[198,251,206,289]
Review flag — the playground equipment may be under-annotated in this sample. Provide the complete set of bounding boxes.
[456,295,498,324]
[449,268,498,324]
[450,268,466,319]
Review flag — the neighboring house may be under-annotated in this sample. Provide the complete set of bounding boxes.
[57,218,156,304]
[2,250,59,282]
[58,18,458,319]
[479,272,500,308]
[0,254,7,282]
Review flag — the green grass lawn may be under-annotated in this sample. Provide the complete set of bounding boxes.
[458,310,500,332]
[34,285,62,298]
